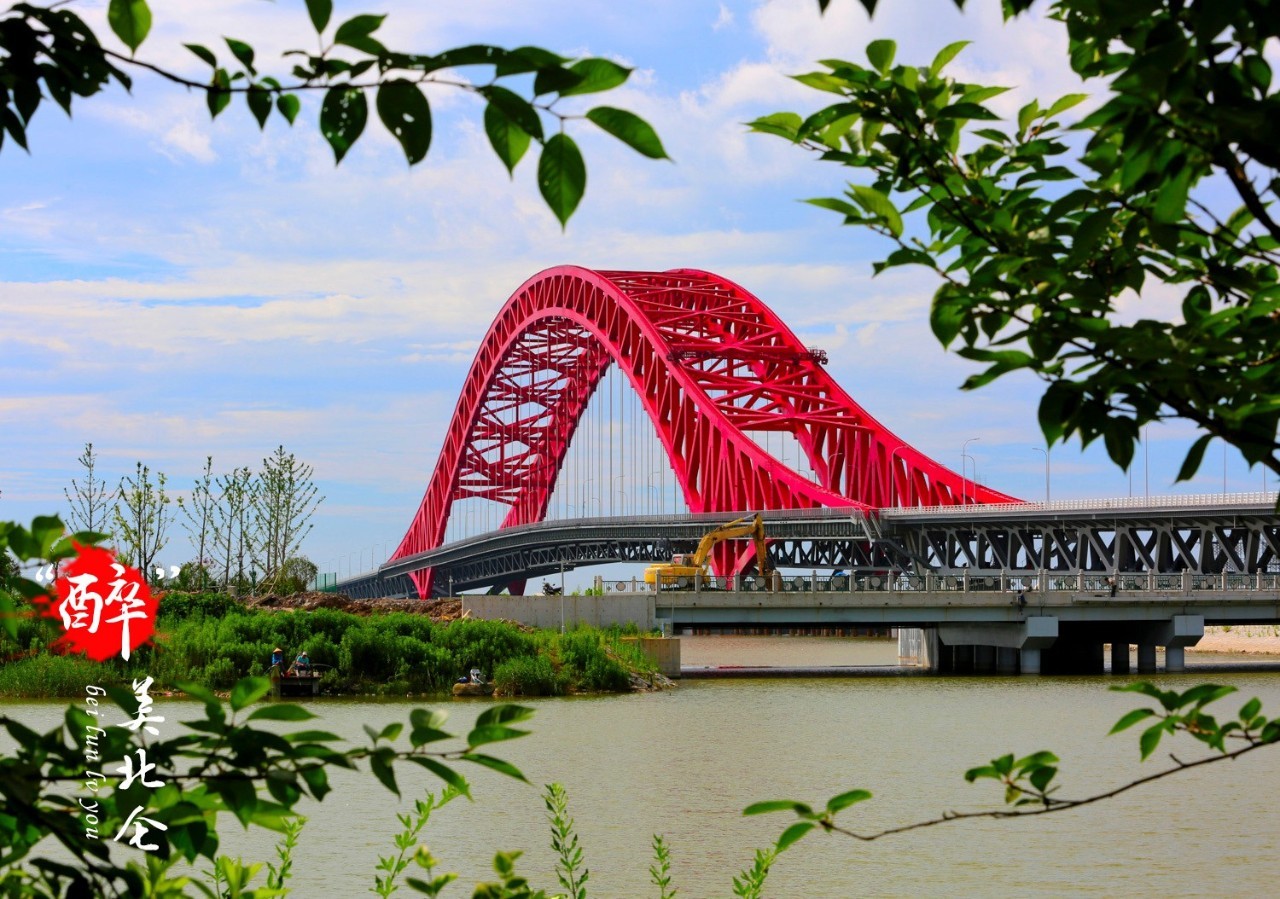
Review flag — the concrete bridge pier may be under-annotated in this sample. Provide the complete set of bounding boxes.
[1137,642,1158,674]
[937,617,1058,676]
[1110,641,1131,674]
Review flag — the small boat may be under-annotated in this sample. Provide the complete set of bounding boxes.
[452,681,495,697]
[269,664,322,697]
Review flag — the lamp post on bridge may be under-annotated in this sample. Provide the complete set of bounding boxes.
[961,437,980,504]
[559,560,565,634]
[1032,446,1050,504]
[614,474,627,516]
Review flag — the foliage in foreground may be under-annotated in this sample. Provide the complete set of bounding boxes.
[0,0,667,226]
[758,0,1280,481]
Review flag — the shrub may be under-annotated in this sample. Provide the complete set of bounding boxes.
[493,656,564,696]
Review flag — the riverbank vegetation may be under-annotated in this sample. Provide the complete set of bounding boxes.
[0,590,660,698]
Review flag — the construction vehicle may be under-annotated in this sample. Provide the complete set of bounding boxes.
[644,514,776,589]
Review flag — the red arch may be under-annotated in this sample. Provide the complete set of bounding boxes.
[391,266,1017,596]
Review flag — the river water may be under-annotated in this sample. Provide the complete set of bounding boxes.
[6,636,1280,897]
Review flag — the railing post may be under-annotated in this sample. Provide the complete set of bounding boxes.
[1182,569,1191,595]
[811,569,817,592]
[963,568,970,594]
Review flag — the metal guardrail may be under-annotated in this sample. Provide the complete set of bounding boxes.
[598,570,1280,596]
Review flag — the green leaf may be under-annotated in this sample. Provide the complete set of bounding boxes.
[474,704,535,729]
[743,800,814,817]
[334,14,386,54]
[108,0,151,53]
[1044,93,1088,119]
[461,752,528,782]
[558,58,632,97]
[1176,434,1213,482]
[247,704,315,722]
[185,43,217,67]
[1177,684,1236,709]
[848,184,903,236]
[937,102,1000,120]
[537,133,586,228]
[370,750,399,797]
[1109,708,1155,734]
[276,94,301,125]
[776,822,815,853]
[484,103,532,176]
[930,40,970,74]
[1240,698,1262,721]
[246,87,271,129]
[1138,721,1167,760]
[1027,765,1057,792]
[376,80,432,165]
[224,38,255,74]
[407,757,472,798]
[229,677,271,711]
[825,789,872,813]
[208,69,232,119]
[748,111,803,141]
[320,87,368,164]
[866,39,896,75]
[305,0,333,33]
[480,86,544,141]
[585,106,669,159]
[1153,167,1192,224]
[1017,99,1040,134]
[466,725,530,748]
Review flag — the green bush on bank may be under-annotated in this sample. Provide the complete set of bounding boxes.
[0,591,657,697]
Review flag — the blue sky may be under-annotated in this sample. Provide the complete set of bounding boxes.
[1,1,1268,586]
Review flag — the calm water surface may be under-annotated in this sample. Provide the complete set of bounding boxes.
[7,636,1280,897]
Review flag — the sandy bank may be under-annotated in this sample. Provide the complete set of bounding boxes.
[1191,625,1280,656]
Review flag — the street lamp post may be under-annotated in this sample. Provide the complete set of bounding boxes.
[559,560,566,633]
[961,437,980,504]
[614,474,627,516]
[1032,446,1050,504]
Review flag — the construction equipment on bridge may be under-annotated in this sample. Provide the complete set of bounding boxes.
[644,513,776,589]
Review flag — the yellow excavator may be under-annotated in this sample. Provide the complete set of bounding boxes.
[644,513,775,589]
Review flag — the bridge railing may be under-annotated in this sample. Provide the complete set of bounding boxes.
[608,569,1280,596]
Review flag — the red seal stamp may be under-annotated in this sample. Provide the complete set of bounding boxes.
[38,545,158,662]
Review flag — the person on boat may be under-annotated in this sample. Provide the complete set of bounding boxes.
[293,650,312,676]
[271,647,285,669]
[469,667,483,684]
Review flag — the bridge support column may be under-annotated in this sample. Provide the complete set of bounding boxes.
[974,645,996,673]
[1137,643,1157,674]
[937,617,1058,676]
[996,647,1018,674]
[1110,641,1131,674]
[1128,615,1203,673]
[1021,647,1042,675]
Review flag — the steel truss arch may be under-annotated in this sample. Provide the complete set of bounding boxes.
[392,266,1015,596]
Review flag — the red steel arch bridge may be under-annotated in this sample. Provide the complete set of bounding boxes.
[334,266,1280,599]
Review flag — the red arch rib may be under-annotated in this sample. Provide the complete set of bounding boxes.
[391,266,1017,596]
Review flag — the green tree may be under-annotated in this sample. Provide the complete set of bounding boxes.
[209,465,257,589]
[251,445,322,586]
[756,0,1280,481]
[175,456,217,589]
[0,0,667,226]
[112,461,172,577]
[63,442,114,538]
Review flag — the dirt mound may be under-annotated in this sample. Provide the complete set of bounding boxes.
[243,591,463,622]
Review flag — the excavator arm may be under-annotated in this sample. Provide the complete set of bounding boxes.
[690,514,772,576]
